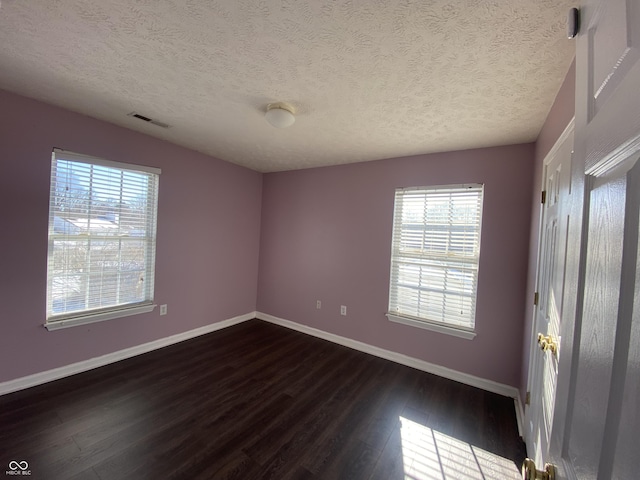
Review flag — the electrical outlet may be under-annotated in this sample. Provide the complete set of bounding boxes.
[160,304,167,316]
[316,300,322,309]
[340,305,347,316]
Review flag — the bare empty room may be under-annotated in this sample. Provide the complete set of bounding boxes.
[1,1,639,479]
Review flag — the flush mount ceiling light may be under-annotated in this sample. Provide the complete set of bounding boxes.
[265,102,295,128]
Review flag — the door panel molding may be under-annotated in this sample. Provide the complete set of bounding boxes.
[586,131,640,177]
[526,122,574,465]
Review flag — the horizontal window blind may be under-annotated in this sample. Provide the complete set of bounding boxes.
[46,149,160,324]
[389,184,484,330]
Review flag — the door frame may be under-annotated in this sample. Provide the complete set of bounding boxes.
[524,118,575,455]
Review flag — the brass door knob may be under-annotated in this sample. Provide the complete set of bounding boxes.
[522,458,556,480]
[536,333,558,356]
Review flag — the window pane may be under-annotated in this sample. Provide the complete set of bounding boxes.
[389,185,483,330]
[46,150,159,323]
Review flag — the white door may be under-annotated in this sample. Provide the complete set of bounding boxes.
[529,0,640,479]
[525,125,573,468]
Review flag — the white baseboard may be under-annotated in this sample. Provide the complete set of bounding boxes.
[0,311,256,396]
[256,312,520,400]
[2,309,525,437]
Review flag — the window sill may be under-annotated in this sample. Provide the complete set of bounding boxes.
[45,303,156,331]
[386,313,476,340]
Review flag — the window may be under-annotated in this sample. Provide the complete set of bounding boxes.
[45,149,160,330]
[387,184,484,339]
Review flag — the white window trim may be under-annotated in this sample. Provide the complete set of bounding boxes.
[387,183,483,338]
[45,303,157,331]
[52,149,161,175]
[386,313,477,340]
[45,149,161,330]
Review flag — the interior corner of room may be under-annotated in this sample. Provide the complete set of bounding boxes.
[1,1,638,478]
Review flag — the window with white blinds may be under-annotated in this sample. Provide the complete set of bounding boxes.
[388,184,484,335]
[45,149,160,329]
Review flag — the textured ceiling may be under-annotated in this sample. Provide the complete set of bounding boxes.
[0,0,575,172]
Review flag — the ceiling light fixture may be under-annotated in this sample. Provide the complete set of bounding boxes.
[265,103,295,128]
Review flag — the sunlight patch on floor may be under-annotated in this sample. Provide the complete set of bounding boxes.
[399,416,521,480]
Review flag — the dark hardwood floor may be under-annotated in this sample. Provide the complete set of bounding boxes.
[0,319,526,479]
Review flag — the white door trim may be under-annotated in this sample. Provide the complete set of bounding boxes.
[525,119,575,454]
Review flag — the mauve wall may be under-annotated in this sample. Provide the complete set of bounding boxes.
[257,144,534,387]
[0,90,262,383]
[519,60,576,399]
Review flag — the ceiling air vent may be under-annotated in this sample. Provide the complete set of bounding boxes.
[127,112,171,129]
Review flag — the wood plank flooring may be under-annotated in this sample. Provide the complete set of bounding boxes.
[0,319,526,479]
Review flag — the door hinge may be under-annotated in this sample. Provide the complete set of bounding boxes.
[525,391,531,405]
[541,190,547,204]
[534,292,539,306]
